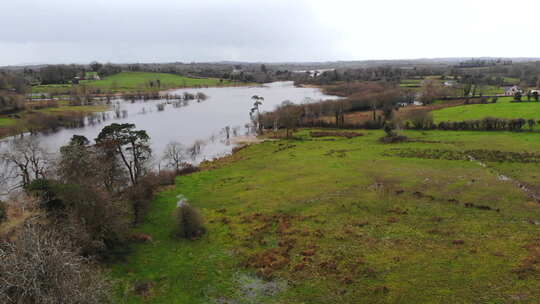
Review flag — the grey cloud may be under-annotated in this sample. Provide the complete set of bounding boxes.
[0,0,346,64]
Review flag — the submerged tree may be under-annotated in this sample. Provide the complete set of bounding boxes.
[163,141,188,173]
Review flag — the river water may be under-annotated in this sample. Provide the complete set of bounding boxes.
[1,81,338,168]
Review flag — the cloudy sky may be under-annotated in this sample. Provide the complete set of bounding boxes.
[1,0,539,65]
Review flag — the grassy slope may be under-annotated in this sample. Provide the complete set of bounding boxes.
[112,130,540,304]
[433,97,540,122]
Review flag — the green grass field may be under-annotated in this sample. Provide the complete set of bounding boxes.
[477,85,504,95]
[81,72,234,92]
[504,77,521,85]
[433,97,540,122]
[32,72,236,93]
[112,129,540,303]
[0,117,18,127]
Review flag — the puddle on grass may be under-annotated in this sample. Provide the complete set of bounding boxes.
[214,273,287,304]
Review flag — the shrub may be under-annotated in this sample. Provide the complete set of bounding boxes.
[0,220,112,303]
[0,201,6,223]
[175,203,206,239]
[405,110,434,130]
[379,123,408,143]
[177,164,200,176]
[27,180,131,260]
[143,170,177,187]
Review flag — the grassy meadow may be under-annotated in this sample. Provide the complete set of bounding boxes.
[32,72,236,93]
[81,72,235,92]
[112,129,540,303]
[433,97,540,122]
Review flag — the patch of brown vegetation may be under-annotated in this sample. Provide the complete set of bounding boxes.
[387,217,399,223]
[248,248,291,279]
[131,233,153,243]
[133,280,155,297]
[514,239,540,279]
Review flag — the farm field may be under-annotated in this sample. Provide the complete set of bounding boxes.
[112,129,540,304]
[32,72,237,93]
[81,72,235,92]
[432,97,540,122]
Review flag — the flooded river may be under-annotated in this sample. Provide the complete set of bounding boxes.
[1,81,338,168]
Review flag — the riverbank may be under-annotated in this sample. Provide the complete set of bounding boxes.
[112,129,540,303]
[0,103,110,139]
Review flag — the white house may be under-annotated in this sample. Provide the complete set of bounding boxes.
[444,80,457,87]
[504,85,523,96]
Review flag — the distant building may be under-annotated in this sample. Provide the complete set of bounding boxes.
[84,72,100,81]
[504,85,523,96]
[444,80,457,87]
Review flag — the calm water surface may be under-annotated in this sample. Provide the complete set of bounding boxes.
[2,82,338,166]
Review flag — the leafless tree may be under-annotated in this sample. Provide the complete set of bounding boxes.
[0,137,50,189]
[163,141,188,173]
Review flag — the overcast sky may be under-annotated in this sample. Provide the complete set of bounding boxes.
[1,0,539,65]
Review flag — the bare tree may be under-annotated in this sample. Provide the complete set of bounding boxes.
[276,100,302,138]
[163,141,188,173]
[187,140,206,161]
[0,137,50,189]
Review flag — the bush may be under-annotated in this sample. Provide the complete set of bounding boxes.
[0,221,112,304]
[177,164,200,176]
[143,170,177,187]
[0,201,6,223]
[27,180,131,260]
[175,203,206,239]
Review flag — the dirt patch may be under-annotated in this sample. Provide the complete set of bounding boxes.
[385,148,540,163]
[379,135,408,144]
[310,131,363,139]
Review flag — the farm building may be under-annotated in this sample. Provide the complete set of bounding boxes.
[504,85,523,96]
